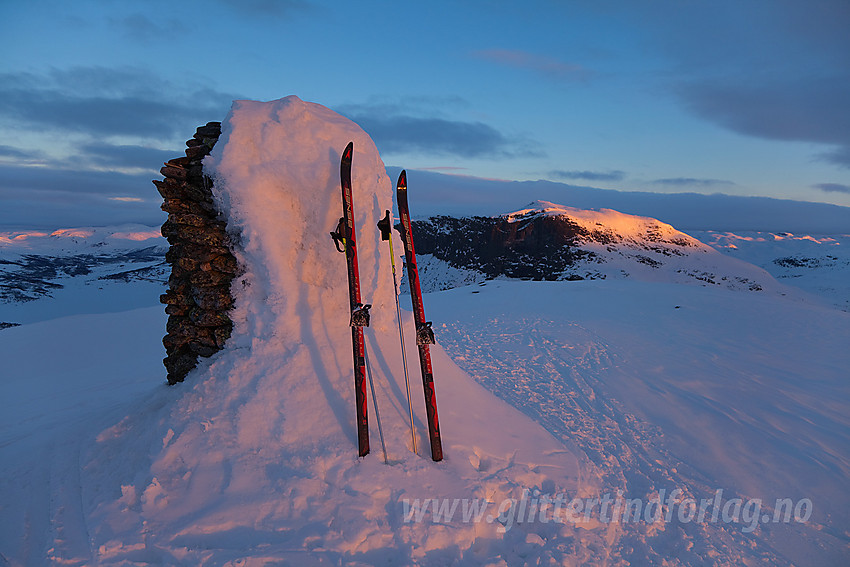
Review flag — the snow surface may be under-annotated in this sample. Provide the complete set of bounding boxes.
[694,231,850,311]
[428,279,850,565]
[1,98,848,565]
[410,255,485,293]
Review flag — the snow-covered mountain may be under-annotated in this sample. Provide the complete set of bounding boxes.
[1,98,848,566]
[0,225,166,255]
[0,225,167,326]
[388,167,850,234]
[410,201,787,296]
[695,230,850,311]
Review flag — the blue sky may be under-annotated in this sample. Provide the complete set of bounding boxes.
[1,0,849,228]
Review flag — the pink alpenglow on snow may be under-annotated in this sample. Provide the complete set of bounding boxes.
[73,97,592,564]
[2,97,846,566]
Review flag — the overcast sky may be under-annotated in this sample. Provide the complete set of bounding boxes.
[1,0,849,228]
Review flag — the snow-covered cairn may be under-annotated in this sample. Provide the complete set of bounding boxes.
[154,99,393,386]
[155,122,239,384]
[204,97,393,349]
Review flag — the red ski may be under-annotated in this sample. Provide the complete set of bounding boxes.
[331,142,370,457]
[396,170,444,462]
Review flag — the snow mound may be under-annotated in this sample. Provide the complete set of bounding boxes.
[77,97,596,565]
[204,96,395,344]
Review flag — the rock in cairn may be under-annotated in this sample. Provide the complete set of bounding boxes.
[154,122,240,385]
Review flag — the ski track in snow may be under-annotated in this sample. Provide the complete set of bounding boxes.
[434,315,757,565]
[2,274,848,564]
[427,281,850,566]
[2,246,848,563]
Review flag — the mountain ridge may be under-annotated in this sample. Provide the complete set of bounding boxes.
[407,201,790,297]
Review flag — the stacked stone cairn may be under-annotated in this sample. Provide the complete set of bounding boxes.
[154,122,240,385]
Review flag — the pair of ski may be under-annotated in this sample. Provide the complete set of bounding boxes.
[332,141,443,462]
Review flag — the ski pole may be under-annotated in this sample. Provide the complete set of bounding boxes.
[364,339,388,464]
[378,210,418,454]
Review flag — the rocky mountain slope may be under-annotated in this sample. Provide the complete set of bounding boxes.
[409,201,783,295]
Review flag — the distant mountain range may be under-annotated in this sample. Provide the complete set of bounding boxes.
[2,204,848,330]
[692,230,850,311]
[0,247,166,304]
[0,226,168,326]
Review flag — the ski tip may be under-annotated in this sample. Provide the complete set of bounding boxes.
[397,170,407,189]
[342,141,353,161]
